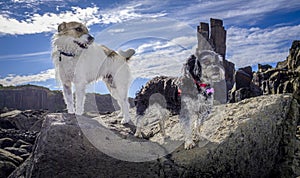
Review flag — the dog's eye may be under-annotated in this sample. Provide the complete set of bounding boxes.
[75,27,83,32]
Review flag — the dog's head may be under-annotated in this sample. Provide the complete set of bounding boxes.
[53,21,94,50]
[184,54,202,83]
[196,50,225,83]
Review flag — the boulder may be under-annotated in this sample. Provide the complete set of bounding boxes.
[229,83,262,103]
[0,110,46,131]
[4,147,28,157]
[0,148,23,178]
[228,66,262,103]
[223,59,235,92]
[235,66,253,90]
[258,63,272,72]
[0,138,14,148]
[13,139,31,148]
[9,94,299,178]
[0,129,38,144]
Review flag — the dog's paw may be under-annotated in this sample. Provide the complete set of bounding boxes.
[75,110,84,115]
[184,140,196,150]
[68,110,75,114]
[117,112,123,118]
[120,118,129,124]
[67,107,75,114]
[134,132,143,138]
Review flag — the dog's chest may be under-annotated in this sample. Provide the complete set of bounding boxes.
[58,56,78,81]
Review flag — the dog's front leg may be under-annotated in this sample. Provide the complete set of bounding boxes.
[180,108,195,150]
[62,82,74,114]
[74,83,86,115]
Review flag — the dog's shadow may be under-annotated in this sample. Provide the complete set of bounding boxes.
[83,111,145,141]
[82,111,212,150]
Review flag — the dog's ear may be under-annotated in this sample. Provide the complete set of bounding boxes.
[58,22,67,33]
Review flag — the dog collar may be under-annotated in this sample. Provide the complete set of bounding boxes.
[58,50,75,61]
[194,80,215,96]
[177,82,214,97]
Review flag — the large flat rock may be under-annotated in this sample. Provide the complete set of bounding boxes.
[9,94,299,178]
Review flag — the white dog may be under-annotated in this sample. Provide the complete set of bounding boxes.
[52,21,134,124]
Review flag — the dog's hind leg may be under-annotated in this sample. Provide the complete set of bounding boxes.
[119,98,131,124]
[117,87,131,124]
[134,115,144,138]
[62,82,74,114]
[181,117,195,149]
[74,83,86,115]
[158,107,168,138]
[106,84,131,124]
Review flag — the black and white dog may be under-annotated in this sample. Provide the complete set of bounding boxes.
[134,51,225,149]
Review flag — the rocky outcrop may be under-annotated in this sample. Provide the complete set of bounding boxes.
[229,40,300,103]
[9,94,299,178]
[254,40,300,96]
[210,19,226,60]
[0,85,134,114]
[223,59,235,93]
[197,18,235,96]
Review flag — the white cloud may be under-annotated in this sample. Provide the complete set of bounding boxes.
[0,51,50,61]
[0,69,55,86]
[95,17,196,48]
[94,17,198,79]
[226,24,300,67]
[0,6,101,35]
[0,2,166,35]
[107,28,125,33]
[129,37,197,79]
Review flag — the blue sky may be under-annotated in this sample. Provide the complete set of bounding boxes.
[0,0,300,97]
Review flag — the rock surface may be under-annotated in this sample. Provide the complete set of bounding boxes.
[0,109,45,178]
[9,94,299,178]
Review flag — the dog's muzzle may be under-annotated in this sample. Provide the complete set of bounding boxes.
[87,35,94,44]
[73,34,94,49]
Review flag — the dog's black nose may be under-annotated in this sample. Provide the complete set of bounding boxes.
[88,35,94,42]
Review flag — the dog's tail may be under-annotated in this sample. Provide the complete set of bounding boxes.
[118,49,135,61]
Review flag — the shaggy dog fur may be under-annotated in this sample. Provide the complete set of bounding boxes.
[134,51,225,149]
[52,21,135,124]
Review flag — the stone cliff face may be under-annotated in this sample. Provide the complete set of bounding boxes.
[0,85,134,113]
[9,94,300,178]
[0,85,65,112]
